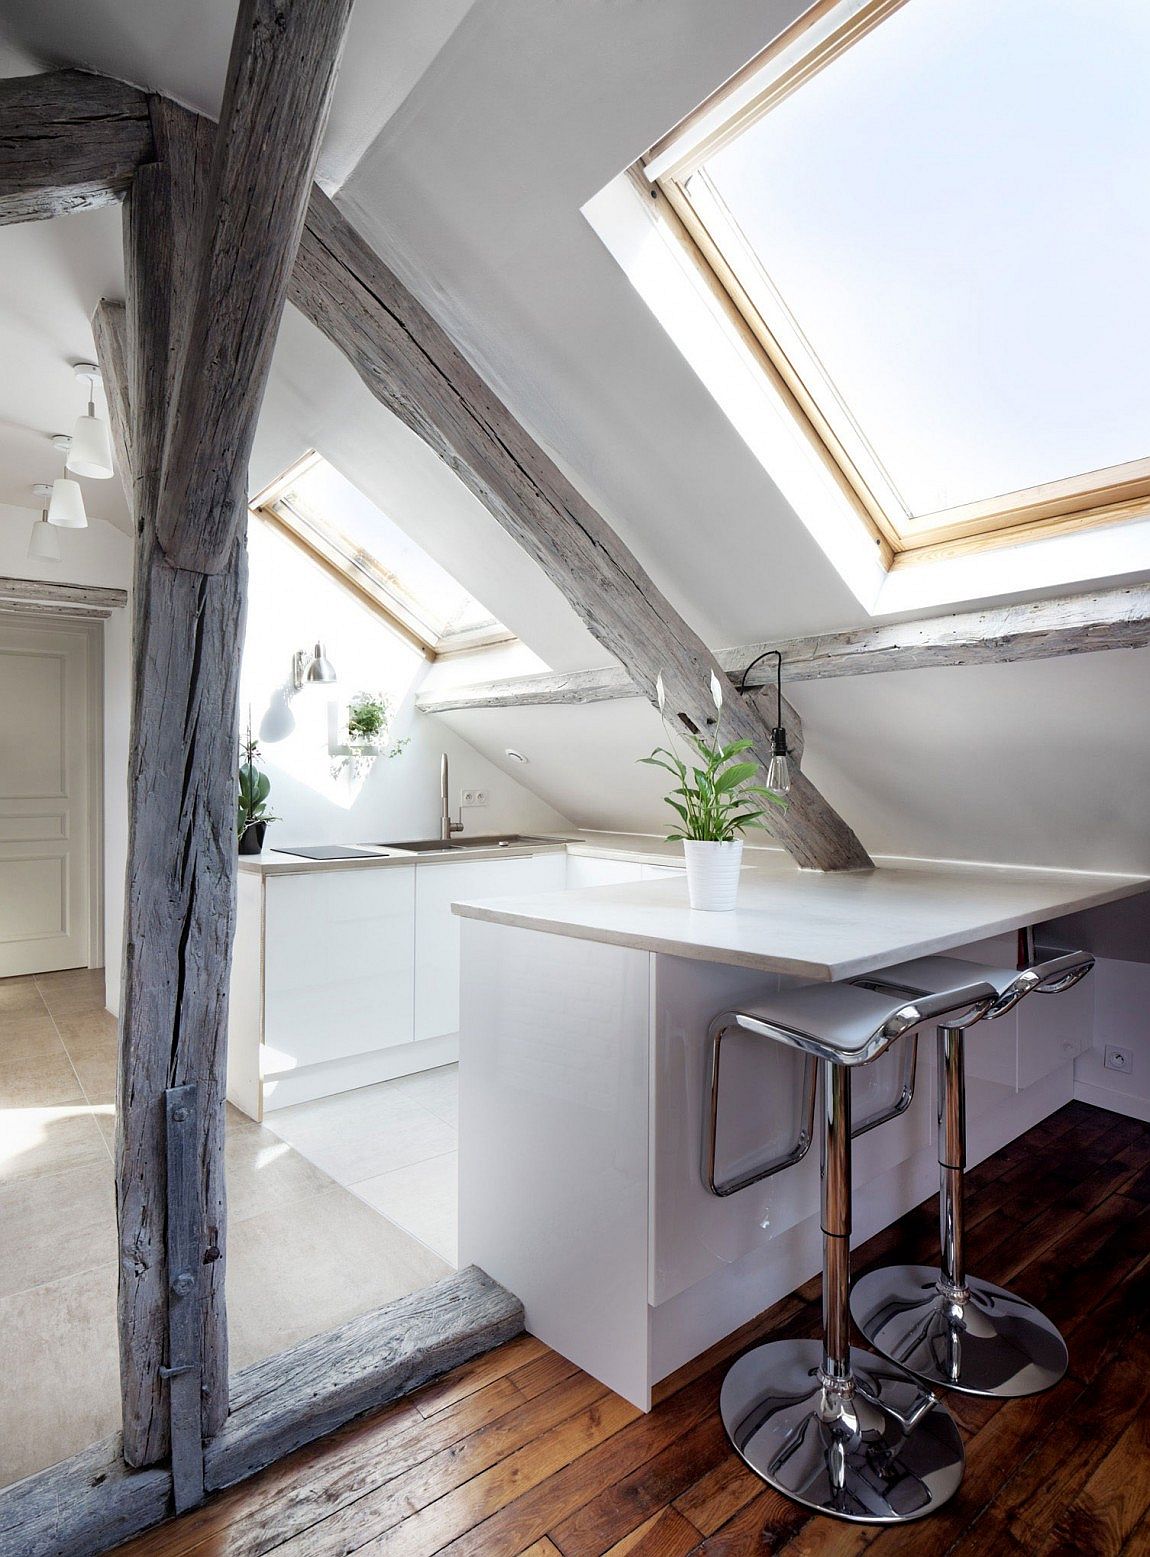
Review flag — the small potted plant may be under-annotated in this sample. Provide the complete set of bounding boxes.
[331,691,409,779]
[346,691,390,749]
[640,671,785,910]
[237,733,278,855]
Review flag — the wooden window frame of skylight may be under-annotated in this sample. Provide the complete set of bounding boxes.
[641,0,1150,568]
[248,452,518,659]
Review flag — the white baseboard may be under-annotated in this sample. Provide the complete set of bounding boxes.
[261,1032,458,1111]
[1074,1078,1150,1123]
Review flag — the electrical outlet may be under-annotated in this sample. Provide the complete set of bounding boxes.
[460,788,489,808]
[1104,1045,1134,1074]
[473,788,488,806]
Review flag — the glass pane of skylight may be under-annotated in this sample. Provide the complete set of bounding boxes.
[698,0,1150,518]
[278,458,504,642]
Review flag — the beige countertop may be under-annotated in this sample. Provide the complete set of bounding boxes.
[237,838,571,875]
[452,854,1150,982]
[236,829,778,876]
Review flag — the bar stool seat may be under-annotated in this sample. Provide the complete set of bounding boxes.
[849,948,1094,1399]
[712,974,997,1524]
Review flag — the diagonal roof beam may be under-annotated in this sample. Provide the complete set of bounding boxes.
[288,192,870,869]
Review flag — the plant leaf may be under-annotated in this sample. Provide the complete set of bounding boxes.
[714,762,759,792]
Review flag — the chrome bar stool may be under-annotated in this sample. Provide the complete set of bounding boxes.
[707,975,997,1524]
[849,947,1094,1398]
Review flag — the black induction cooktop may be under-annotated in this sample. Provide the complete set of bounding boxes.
[277,845,383,861]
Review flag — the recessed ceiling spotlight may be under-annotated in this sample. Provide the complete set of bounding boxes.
[505,747,529,764]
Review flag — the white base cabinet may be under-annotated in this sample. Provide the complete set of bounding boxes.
[415,852,566,1041]
[229,849,568,1118]
[264,866,416,1068]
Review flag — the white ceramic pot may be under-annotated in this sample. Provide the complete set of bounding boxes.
[682,838,744,911]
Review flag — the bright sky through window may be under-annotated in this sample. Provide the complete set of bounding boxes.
[665,0,1150,543]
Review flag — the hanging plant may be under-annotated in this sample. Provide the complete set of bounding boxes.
[331,690,409,778]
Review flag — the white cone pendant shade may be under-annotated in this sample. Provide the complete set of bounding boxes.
[48,476,87,528]
[67,405,114,479]
[28,515,61,561]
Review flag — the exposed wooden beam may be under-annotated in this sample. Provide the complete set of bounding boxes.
[92,299,134,502]
[289,192,868,870]
[117,97,238,1471]
[203,1266,522,1492]
[0,599,110,621]
[416,583,1150,713]
[115,0,355,1465]
[733,583,1150,682]
[0,68,152,224]
[0,1267,522,1557]
[154,0,355,573]
[0,575,127,609]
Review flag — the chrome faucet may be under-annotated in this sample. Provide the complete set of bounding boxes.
[439,753,464,842]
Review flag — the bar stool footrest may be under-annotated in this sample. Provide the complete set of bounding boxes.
[850,1263,1068,1398]
[720,1339,964,1524]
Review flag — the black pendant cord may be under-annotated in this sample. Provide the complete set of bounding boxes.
[739,648,784,711]
[739,648,789,761]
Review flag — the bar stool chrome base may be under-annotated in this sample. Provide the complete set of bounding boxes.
[720,1339,965,1524]
[851,1264,1068,1398]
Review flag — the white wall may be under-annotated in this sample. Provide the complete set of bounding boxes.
[0,504,133,1012]
[239,515,572,849]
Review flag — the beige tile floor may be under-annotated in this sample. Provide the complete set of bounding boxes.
[0,969,451,1490]
[261,1063,461,1267]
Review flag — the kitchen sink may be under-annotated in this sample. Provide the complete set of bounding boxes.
[373,834,561,852]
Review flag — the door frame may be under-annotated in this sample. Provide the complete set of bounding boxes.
[0,609,105,972]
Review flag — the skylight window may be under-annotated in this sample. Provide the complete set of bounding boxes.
[646,0,1150,557]
[252,454,515,656]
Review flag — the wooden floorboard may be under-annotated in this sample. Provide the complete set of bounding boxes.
[114,1102,1150,1557]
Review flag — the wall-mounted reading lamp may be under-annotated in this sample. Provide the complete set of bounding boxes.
[739,647,791,793]
[291,642,337,691]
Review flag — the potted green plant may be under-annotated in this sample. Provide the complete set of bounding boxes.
[331,691,409,780]
[237,733,278,855]
[346,691,390,747]
[640,672,785,910]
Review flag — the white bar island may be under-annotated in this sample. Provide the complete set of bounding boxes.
[455,855,1147,1409]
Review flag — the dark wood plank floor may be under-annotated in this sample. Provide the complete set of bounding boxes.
[116,1101,1150,1557]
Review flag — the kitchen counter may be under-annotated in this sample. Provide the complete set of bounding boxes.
[237,838,570,874]
[454,854,1149,982]
[236,828,778,876]
[456,854,1150,1409]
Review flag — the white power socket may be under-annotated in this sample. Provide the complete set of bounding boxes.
[461,788,489,808]
[1104,1045,1134,1074]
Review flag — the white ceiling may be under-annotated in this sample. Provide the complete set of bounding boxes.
[1,0,1148,872]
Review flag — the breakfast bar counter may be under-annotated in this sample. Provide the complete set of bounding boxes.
[453,856,1148,1408]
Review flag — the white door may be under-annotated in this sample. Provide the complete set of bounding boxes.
[0,620,92,976]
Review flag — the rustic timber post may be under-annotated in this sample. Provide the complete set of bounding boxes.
[114,0,355,1468]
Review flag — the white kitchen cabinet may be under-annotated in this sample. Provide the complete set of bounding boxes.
[415,852,567,1041]
[642,863,685,879]
[567,855,648,890]
[263,865,416,1068]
